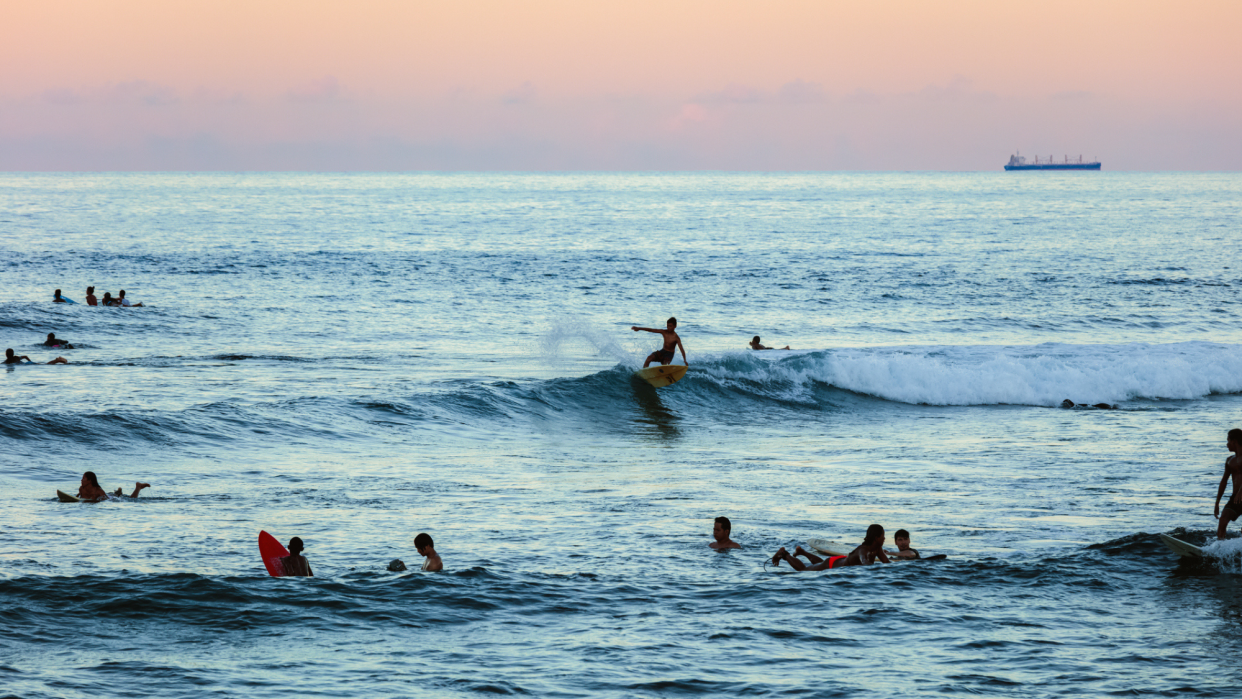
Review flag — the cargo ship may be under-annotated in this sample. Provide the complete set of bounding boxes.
[1005,152,1100,170]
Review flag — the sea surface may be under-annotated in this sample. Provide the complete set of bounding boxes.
[2,172,1242,698]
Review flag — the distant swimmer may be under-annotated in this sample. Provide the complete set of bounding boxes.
[415,532,443,571]
[4,348,67,365]
[632,317,687,369]
[281,537,314,576]
[770,524,892,570]
[118,290,143,307]
[709,516,741,550]
[43,333,74,349]
[1214,428,1242,540]
[53,289,73,304]
[101,292,118,306]
[1060,400,1117,410]
[889,529,920,559]
[749,336,790,351]
[76,471,150,502]
[85,286,98,306]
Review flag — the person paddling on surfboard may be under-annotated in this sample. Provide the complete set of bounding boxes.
[770,524,892,570]
[632,317,687,369]
[1214,428,1242,540]
[748,336,790,351]
[889,529,920,559]
[76,471,150,502]
[709,516,741,550]
[281,537,314,576]
[5,348,68,365]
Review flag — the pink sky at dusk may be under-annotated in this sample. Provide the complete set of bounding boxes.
[1,0,1239,170]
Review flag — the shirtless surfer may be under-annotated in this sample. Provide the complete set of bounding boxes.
[748,336,790,351]
[280,537,314,576]
[5,348,68,365]
[770,524,892,570]
[1214,428,1242,540]
[710,516,741,550]
[415,532,443,571]
[76,471,150,502]
[632,317,687,368]
[43,333,73,349]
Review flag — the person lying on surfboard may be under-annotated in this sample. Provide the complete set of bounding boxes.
[710,516,741,550]
[1214,428,1242,540]
[281,537,314,576]
[76,471,150,502]
[5,348,68,365]
[632,317,687,368]
[415,532,443,571]
[748,336,790,350]
[43,333,74,349]
[889,529,920,559]
[770,524,892,570]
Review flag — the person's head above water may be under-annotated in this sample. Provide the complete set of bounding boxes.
[119,290,126,298]
[5,349,13,359]
[47,333,56,340]
[87,286,94,294]
[667,317,677,329]
[414,532,435,553]
[863,524,885,546]
[1229,428,1242,451]
[82,471,101,489]
[288,537,305,555]
[713,516,731,540]
[54,289,62,298]
[752,336,761,343]
[894,529,911,549]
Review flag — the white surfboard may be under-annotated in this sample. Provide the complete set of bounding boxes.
[1159,533,1204,559]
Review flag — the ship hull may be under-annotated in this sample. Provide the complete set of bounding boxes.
[1004,163,1101,171]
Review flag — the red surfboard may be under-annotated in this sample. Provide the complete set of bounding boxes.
[259,530,289,577]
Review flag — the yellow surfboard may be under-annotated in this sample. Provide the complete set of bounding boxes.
[57,490,81,503]
[635,364,688,388]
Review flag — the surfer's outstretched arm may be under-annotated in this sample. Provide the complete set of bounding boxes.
[631,326,660,333]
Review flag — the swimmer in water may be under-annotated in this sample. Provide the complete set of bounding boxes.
[43,333,74,349]
[280,537,314,576]
[632,317,688,369]
[101,292,116,306]
[85,286,97,306]
[76,471,150,502]
[4,349,68,365]
[770,524,892,570]
[889,529,920,559]
[749,335,790,350]
[118,290,143,307]
[709,516,741,550]
[53,289,71,303]
[415,532,443,571]
[1214,428,1242,540]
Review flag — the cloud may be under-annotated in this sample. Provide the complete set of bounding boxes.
[287,76,343,103]
[694,80,829,105]
[502,81,537,105]
[776,79,829,104]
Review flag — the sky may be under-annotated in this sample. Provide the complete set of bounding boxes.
[1,0,1239,171]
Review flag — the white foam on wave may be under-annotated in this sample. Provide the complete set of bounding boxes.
[1200,538,1242,574]
[540,317,641,368]
[710,342,1242,407]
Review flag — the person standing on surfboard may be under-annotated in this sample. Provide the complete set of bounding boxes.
[1214,428,1242,540]
[281,537,314,576]
[632,317,687,368]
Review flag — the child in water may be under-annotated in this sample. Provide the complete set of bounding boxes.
[281,537,313,576]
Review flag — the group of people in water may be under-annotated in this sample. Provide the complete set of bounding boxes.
[53,286,143,307]
[709,516,920,569]
[6,287,146,366]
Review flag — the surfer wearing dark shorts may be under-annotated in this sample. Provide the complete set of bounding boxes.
[770,524,892,570]
[76,472,150,502]
[632,317,687,368]
[1214,428,1242,540]
[280,537,314,576]
[710,516,741,549]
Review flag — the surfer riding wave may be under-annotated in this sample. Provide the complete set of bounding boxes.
[632,317,688,369]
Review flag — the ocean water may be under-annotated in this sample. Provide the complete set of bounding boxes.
[2,172,1242,698]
